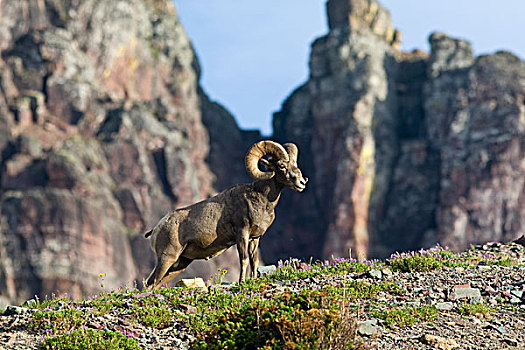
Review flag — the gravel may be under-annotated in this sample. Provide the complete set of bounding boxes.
[1,241,524,349]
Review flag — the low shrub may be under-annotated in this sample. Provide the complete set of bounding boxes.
[370,305,438,327]
[457,301,494,316]
[43,328,140,350]
[192,290,360,350]
[387,244,462,272]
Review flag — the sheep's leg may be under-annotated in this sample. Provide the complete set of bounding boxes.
[154,257,193,289]
[236,229,250,283]
[145,254,179,291]
[145,264,160,290]
[248,238,260,279]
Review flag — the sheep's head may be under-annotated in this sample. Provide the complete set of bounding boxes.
[245,140,308,192]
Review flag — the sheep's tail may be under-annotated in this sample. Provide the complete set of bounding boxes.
[144,229,153,238]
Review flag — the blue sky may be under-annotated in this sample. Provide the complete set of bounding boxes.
[174,0,525,136]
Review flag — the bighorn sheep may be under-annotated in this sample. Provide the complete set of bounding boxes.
[143,140,308,290]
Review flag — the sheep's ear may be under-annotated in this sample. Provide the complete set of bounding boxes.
[259,158,272,170]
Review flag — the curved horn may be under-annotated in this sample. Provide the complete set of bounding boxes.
[245,140,289,180]
[284,143,298,166]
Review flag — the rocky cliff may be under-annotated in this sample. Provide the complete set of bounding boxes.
[1,0,524,306]
[267,0,525,262]
[0,0,251,306]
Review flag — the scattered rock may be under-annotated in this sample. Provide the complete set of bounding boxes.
[357,319,379,336]
[471,317,482,325]
[132,292,152,299]
[22,299,38,308]
[503,338,519,347]
[494,325,507,334]
[510,297,521,305]
[178,304,198,314]
[403,300,421,307]
[381,268,393,278]
[176,278,208,292]
[87,321,102,329]
[483,285,497,294]
[1,242,525,349]
[435,302,454,311]
[448,287,482,302]
[420,334,459,349]
[367,269,383,279]
[2,306,32,316]
[257,265,277,275]
[477,265,492,272]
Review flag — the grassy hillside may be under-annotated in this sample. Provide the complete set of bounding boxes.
[1,241,524,349]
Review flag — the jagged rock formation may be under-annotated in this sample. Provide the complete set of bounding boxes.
[424,34,525,253]
[0,0,248,306]
[268,0,525,262]
[1,0,524,306]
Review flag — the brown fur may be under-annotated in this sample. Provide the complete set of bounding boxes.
[144,142,307,290]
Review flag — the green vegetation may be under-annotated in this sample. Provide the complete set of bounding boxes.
[457,301,495,317]
[31,307,88,333]
[25,256,402,349]
[370,305,438,327]
[192,290,350,350]
[43,328,140,350]
[271,256,381,281]
[386,244,464,272]
[475,253,516,267]
[16,244,521,349]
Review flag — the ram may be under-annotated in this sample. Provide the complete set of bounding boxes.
[144,140,308,290]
